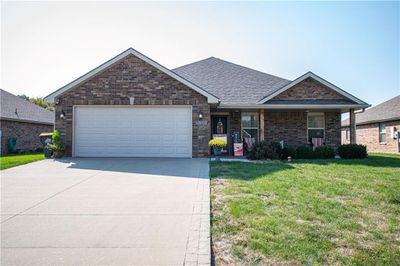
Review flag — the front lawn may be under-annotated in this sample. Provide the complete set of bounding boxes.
[210,153,400,265]
[0,153,45,170]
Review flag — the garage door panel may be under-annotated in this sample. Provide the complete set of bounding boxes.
[74,107,192,158]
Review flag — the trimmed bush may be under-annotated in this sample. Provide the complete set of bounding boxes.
[246,141,282,160]
[296,145,315,159]
[315,146,335,159]
[267,142,283,160]
[338,144,367,159]
[246,141,268,160]
[281,146,296,160]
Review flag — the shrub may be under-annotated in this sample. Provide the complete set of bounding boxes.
[47,130,65,152]
[295,145,315,159]
[315,146,335,159]
[266,142,282,160]
[35,147,44,153]
[246,141,269,160]
[246,141,282,160]
[338,144,367,159]
[281,146,296,160]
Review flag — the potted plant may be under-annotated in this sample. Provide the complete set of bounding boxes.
[208,138,226,159]
[47,130,65,158]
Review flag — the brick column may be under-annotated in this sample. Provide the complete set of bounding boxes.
[349,108,356,144]
[259,109,265,141]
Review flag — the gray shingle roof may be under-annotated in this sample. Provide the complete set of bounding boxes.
[342,95,400,126]
[0,89,54,125]
[173,57,291,105]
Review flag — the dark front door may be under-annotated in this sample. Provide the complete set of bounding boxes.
[212,117,228,135]
[211,116,229,154]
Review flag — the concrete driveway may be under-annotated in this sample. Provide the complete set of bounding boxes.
[1,158,210,265]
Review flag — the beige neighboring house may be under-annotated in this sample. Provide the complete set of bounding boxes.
[341,95,400,153]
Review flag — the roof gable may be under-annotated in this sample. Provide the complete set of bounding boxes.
[44,48,219,104]
[257,72,369,106]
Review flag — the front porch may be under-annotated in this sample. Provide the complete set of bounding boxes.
[210,108,357,156]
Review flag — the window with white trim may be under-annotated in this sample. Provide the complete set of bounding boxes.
[241,112,259,143]
[379,123,386,143]
[307,112,325,143]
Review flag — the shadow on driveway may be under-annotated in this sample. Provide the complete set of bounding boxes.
[55,157,210,179]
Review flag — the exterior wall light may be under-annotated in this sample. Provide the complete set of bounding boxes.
[199,112,203,119]
[60,110,66,119]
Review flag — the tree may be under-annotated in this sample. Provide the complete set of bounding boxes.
[18,95,55,111]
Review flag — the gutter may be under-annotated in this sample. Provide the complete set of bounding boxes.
[0,117,54,126]
[355,108,366,114]
[217,104,371,110]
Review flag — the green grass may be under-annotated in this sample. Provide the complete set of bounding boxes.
[0,153,45,170]
[210,153,400,265]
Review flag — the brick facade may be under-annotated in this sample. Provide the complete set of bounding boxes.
[274,78,348,100]
[210,109,342,153]
[0,120,53,154]
[264,110,341,149]
[325,112,342,148]
[342,120,400,153]
[55,54,210,157]
[54,54,347,157]
[264,111,307,146]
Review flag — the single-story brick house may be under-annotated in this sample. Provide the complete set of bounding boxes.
[342,95,399,153]
[1,89,54,154]
[44,48,369,158]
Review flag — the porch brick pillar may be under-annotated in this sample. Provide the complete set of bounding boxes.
[349,108,356,144]
[259,109,265,141]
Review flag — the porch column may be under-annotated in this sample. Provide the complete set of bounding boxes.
[349,108,356,144]
[259,109,265,141]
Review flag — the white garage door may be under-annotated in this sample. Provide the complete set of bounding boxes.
[74,106,192,157]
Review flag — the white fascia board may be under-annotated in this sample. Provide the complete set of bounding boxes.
[257,72,368,105]
[44,48,219,104]
[218,104,371,110]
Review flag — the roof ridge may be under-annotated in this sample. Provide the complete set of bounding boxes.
[208,57,291,82]
[173,56,291,82]
[172,57,216,71]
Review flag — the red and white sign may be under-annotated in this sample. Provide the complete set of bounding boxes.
[234,143,243,157]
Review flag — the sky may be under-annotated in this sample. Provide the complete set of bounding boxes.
[1,1,399,107]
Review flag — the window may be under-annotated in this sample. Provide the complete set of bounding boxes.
[241,112,259,143]
[346,129,350,141]
[307,112,325,143]
[379,123,386,143]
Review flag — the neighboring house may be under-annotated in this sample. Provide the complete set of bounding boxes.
[0,89,54,154]
[44,48,369,158]
[342,96,400,153]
